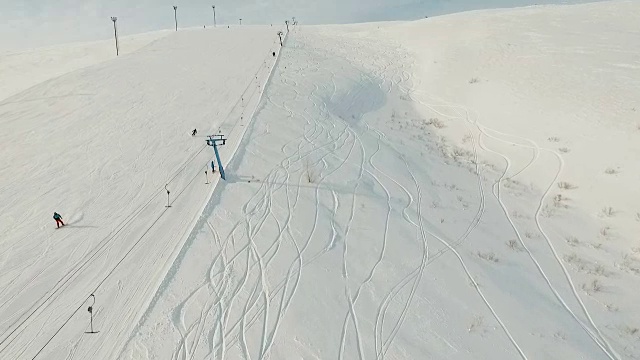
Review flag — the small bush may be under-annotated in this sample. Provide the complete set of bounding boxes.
[557,182,577,190]
[566,236,580,247]
[426,118,446,129]
[581,279,602,293]
[590,264,606,276]
[477,252,499,263]
[469,78,480,84]
[559,147,570,153]
[605,303,618,312]
[468,315,484,332]
[605,167,619,175]
[554,194,569,208]
[602,207,615,217]
[623,326,639,336]
[548,137,560,142]
[506,239,522,251]
[564,253,579,263]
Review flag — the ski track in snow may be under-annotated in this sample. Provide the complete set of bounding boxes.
[128,27,520,359]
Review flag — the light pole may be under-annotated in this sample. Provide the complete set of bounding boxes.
[285,20,289,32]
[277,31,283,46]
[212,5,216,27]
[110,17,119,56]
[173,6,178,31]
[239,18,242,25]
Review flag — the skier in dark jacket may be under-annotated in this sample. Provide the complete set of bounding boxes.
[192,128,198,136]
[53,212,65,228]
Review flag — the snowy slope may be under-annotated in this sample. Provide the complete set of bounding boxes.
[2,1,640,359]
[123,2,639,360]
[0,26,283,359]
[0,30,171,102]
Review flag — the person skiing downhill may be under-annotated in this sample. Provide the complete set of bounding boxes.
[192,128,198,136]
[53,212,65,228]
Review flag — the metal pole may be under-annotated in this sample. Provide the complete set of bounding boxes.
[111,17,119,56]
[239,18,242,25]
[213,142,226,180]
[173,6,178,31]
[165,184,171,207]
[212,5,216,27]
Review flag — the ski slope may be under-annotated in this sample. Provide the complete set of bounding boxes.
[0,26,283,359]
[2,1,640,359]
[124,2,637,359]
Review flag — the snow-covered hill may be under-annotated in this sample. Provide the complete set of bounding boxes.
[1,1,639,359]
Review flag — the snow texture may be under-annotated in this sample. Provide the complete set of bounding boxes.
[1,1,639,359]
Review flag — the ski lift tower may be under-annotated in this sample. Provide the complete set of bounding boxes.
[206,134,227,180]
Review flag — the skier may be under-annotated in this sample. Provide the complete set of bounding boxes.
[53,212,65,228]
[192,128,197,136]
[211,160,216,172]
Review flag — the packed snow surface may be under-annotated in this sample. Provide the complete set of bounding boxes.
[1,1,639,359]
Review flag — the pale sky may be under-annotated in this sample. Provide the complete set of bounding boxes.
[0,0,603,50]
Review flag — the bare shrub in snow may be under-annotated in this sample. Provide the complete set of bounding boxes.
[541,205,556,217]
[566,236,580,247]
[557,182,577,190]
[589,264,607,277]
[559,147,571,153]
[621,326,639,337]
[477,252,499,263]
[564,253,579,264]
[426,118,446,128]
[605,167,619,175]
[599,226,611,238]
[581,279,602,293]
[468,315,484,332]
[525,231,535,239]
[445,183,458,191]
[506,239,522,251]
[452,147,473,161]
[431,200,440,209]
[548,137,560,142]
[605,303,619,312]
[462,134,473,143]
[553,194,569,208]
[615,254,640,275]
[601,206,615,217]
[305,160,316,183]
[553,332,567,341]
[469,78,480,84]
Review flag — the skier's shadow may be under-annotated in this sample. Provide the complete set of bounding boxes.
[66,224,98,229]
